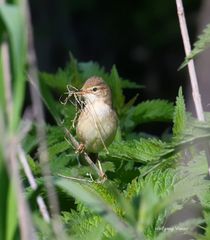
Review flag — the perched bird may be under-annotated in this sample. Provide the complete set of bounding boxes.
[76,76,118,169]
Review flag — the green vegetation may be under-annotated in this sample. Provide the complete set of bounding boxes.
[1,1,210,240]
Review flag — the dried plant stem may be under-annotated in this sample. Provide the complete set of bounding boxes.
[18,146,50,222]
[8,138,36,240]
[25,0,66,238]
[176,0,210,176]
[176,0,205,121]
[0,2,35,237]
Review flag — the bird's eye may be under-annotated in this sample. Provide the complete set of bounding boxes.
[92,87,98,92]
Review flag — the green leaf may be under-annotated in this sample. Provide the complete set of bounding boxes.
[33,213,55,240]
[125,168,175,200]
[69,53,83,88]
[172,87,186,139]
[121,79,144,89]
[122,94,139,113]
[124,100,174,129]
[0,150,9,240]
[56,178,141,240]
[175,152,209,203]
[125,168,176,237]
[180,23,210,69]
[0,49,6,112]
[39,79,62,125]
[108,65,125,114]
[62,210,109,239]
[39,70,70,92]
[6,184,18,240]
[48,141,70,158]
[79,61,107,81]
[104,138,173,163]
[0,4,26,132]
[78,221,106,240]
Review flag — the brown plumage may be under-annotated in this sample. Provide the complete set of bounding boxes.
[76,76,118,164]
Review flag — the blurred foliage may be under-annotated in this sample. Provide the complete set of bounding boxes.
[0,1,27,240]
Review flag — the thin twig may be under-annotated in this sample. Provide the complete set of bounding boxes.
[18,146,50,222]
[8,138,36,240]
[64,127,106,179]
[176,0,205,121]
[176,0,210,175]
[18,120,50,222]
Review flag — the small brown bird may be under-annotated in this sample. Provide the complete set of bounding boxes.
[76,76,118,170]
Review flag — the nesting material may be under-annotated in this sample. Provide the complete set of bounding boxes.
[60,84,109,153]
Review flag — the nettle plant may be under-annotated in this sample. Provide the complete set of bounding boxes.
[23,55,210,239]
[1,1,210,239]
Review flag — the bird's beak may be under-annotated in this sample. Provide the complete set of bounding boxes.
[76,89,91,95]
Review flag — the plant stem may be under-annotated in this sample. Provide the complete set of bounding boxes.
[1,1,35,238]
[64,127,106,179]
[18,146,50,222]
[25,0,66,238]
[8,138,36,240]
[176,0,204,121]
[176,0,210,175]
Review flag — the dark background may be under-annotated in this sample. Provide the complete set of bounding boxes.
[29,0,203,110]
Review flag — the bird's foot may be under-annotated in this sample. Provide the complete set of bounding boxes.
[76,143,85,154]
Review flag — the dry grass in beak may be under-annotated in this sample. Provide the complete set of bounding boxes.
[59,84,85,128]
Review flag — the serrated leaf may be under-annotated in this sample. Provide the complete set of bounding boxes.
[121,79,144,89]
[125,168,175,200]
[124,168,176,237]
[79,61,107,81]
[124,100,174,129]
[48,141,70,158]
[27,155,41,176]
[108,66,125,114]
[172,87,186,139]
[50,154,71,173]
[175,152,209,203]
[56,178,141,240]
[104,138,173,163]
[62,210,110,239]
[180,23,210,69]
[39,69,69,92]
[69,53,83,88]
[47,126,66,146]
[122,94,139,113]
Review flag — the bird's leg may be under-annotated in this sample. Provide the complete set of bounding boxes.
[88,153,107,181]
[97,159,106,180]
[75,143,85,166]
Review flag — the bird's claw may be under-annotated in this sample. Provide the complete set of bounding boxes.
[76,143,85,154]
